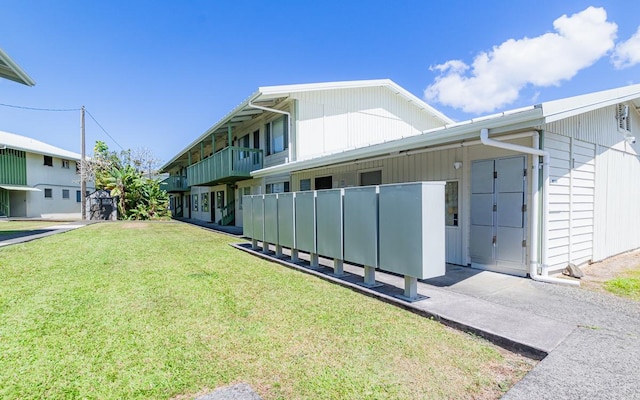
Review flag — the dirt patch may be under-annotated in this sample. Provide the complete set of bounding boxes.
[119,222,150,229]
[579,249,640,294]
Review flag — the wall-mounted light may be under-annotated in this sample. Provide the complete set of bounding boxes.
[453,161,463,170]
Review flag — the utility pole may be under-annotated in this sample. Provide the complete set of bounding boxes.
[80,106,86,220]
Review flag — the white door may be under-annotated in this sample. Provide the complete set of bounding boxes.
[470,156,527,276]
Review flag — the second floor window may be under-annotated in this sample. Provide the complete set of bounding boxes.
[266,115,288,156]
[62,189,70,199]
[62,159,70,169]
[44,155,53,166]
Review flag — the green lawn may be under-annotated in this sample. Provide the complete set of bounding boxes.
[605,269,640,301]
[0,221,534,399]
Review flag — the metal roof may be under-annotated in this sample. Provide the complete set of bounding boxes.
[0,48,35,86]
[252,83,640,177]
[0,130,82,160]
[161,79,455,170]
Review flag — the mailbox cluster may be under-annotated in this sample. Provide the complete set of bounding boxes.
[243,182,446,301]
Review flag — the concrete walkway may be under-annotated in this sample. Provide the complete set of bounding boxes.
[232,242,640,400]
[0,221,93,247]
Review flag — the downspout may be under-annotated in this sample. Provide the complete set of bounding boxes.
[480,128,579,286]
[247,100,293,163]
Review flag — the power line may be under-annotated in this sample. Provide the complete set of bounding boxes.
[0,102,80,112]
[84,108,124,151]
[0,101,125,151]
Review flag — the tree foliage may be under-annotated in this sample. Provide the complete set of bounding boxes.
[91,141,169,220]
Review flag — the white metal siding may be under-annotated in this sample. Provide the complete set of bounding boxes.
[293,86,446,161]
[543,133,596,272]
[545,133,571,270]
[593,146,640,260]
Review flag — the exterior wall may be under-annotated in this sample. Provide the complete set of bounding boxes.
[25,152,89,218]
[292,86,446,161]
[543,103,640,268]
[593,146,640,260]
[189,186,213,222]
[291,138,533,267]
[543,133,595,272]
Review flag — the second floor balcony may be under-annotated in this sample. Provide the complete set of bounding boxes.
[187,146,263,187]
[161,175,189,192]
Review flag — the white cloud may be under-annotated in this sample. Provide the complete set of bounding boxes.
[612,26,640,69]
[424,6,618,113]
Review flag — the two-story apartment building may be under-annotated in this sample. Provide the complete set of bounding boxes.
[162,79,640,280]
[0,130,94,219]
[161,79,452,226]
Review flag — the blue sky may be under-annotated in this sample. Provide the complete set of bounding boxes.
[2,1,640,163]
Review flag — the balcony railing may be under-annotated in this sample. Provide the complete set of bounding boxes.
[161,175,189,192]
[187,146,263,187]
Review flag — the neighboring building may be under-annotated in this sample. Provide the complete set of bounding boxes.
[162,79,640,278]
[0,130,95,219]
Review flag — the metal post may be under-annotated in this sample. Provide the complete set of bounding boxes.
[363,266,376,286]
[404,276,418,299]
[275,244,283,257]
[309,252,319,268]
[80,106,86,220]
[291,249,299,262]
[332,258,345,277]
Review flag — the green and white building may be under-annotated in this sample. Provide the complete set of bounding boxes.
[0,131,93,219]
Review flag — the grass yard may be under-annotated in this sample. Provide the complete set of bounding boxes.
[604,269,640,301]
[0,221,534,399]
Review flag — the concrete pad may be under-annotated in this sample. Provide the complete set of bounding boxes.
[232,243,574,357]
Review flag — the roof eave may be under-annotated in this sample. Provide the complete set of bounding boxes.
[0,48,35,86]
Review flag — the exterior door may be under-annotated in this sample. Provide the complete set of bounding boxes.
[470,156,527,276]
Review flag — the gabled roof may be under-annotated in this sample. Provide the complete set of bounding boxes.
[252,83,640,177]
[540,83,640,122]
[0,48,35,86]
[0,131,81,160]
[162,79,454,170]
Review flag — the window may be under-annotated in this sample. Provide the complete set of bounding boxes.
[62,189,70,199]
[445,181,459,227]
[216,191,225,208]
[201,193,209,212]
[360,170,382,186]
[300,179,311,191]
[192,194,198,211]
[239,134,250,159]
[44,188,53,198]
[76,190,82,202]
[44,155,53,167]
[266,182,290,194]
[617,103,631,132]
[76,162,80,174]
[315,176,332,190]
[62,159,70,169]
[266,115,288,155]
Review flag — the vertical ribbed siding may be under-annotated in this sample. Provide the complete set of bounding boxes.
[544,106,628,148]
[593,147,640,260]
[293,86,445,160]
[0,148,27,185]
